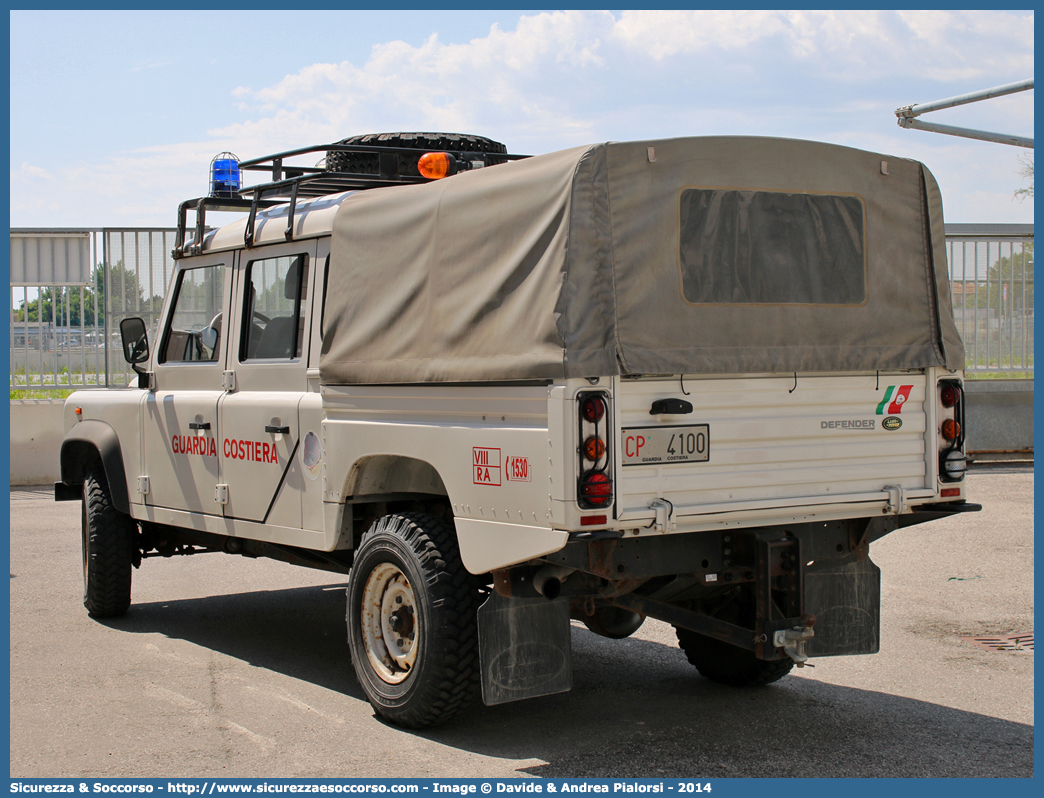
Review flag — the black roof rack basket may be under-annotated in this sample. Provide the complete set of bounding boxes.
[173,141,529,258]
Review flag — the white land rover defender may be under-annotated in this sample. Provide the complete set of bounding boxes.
[57,132,979,728]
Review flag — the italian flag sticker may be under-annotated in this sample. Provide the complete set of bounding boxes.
[876,385,914,415]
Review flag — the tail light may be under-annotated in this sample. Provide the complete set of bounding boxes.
[938,379,967,483]
[581,396,606,423]
[940,383,961,408]
[579,472,613,507]
[583,436,606,461]
[577,391,613,510]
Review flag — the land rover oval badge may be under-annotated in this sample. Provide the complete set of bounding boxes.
[883,416,902,431]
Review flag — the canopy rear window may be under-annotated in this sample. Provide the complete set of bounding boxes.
[679,188,867,305]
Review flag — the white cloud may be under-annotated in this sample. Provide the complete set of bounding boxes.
[613,10,789,58]
[10,10,1033,227]
[612,10,1033,82]
[218,9,1033,151]
[11,142,242,228]
[19,162,53,180]
[219,10,618,152]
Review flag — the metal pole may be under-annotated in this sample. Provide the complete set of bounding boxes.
[148,230,155,343]
[159,230,168,309]
[50,265,58,389]
[971,242,980,371]
[79,282,86,386]
[64,282,71,385]
[1020,243,1028,372]
[895,79,1033,149]
[22,286,29,386]
[93,232,101,387]
[38,273,45,382]
[9,284,14,391]
[896,78,1033,119]
[9,285,13,390]
[1001,242,1008,369]
[103,231,110,388]
[1009,241,1016,370]
[985,243,992,370]
[23,287,30,387]
[895,117,1033,149]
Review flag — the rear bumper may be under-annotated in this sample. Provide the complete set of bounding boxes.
[899,500,983,528]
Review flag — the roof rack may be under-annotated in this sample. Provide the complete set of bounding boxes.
[173,141,530,258]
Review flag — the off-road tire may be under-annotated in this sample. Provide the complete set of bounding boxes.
[81,463,136,617]
[346,513,483,728]
[675,628,794,687]
[326,132,508,177]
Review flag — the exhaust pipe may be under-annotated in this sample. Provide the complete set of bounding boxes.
[532,565,574,600]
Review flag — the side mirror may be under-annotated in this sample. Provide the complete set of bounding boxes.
[120,317,150,365]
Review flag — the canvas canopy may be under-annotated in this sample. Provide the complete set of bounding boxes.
[320,136,964,384]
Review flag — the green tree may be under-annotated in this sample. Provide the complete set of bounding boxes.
[12,261,161,325]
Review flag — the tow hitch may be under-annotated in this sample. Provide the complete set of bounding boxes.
[774,618,816,666]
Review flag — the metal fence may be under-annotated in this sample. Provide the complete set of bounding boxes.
[945,223,1033,376]
[8,224,1034,392]
[10,228,178,392]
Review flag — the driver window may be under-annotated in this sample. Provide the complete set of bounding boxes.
[159,263,225,363]
[241,254,309,361]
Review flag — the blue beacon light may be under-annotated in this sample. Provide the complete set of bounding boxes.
[209,152,241,198]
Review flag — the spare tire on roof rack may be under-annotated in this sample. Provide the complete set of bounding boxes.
[325,132,508,177]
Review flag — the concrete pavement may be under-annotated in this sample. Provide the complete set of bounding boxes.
[8,465,1033,778]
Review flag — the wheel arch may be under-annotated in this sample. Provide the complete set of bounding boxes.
[60,420,131,514]
[344,454,449,498]
[324,455,453,552]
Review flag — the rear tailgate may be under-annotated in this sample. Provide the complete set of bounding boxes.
[613,373,934,524]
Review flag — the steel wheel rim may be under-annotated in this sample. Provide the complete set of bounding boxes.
[360,562,419,684]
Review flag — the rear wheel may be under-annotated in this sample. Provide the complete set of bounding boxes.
[675,628,794,687]
[346,513,483,728]
[326,132,508,177]
[81,463,136,617]
[675,586,793,687]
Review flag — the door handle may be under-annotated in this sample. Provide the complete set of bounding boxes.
[188,422,211,430]
[265,425,290,434]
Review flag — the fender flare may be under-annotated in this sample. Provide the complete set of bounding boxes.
[344,454,448,498]
[59,419,131,515]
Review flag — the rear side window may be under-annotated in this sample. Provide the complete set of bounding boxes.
[240,254,309,361]
[679,188,866,305]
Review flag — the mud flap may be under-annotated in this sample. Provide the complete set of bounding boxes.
[477,592,572,706]
[804,557,881,657]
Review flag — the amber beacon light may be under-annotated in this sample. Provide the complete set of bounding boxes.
[418,152,457,180]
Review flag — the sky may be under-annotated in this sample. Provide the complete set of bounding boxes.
[9,9,1035,229]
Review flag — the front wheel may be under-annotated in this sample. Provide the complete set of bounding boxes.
[346,513,482,728]
[81,463,136,617]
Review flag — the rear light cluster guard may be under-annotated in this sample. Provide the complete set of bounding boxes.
[577,391,614,510]
[938,379,967,483]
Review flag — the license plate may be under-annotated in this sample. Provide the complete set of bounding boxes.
[621,425,710,466]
